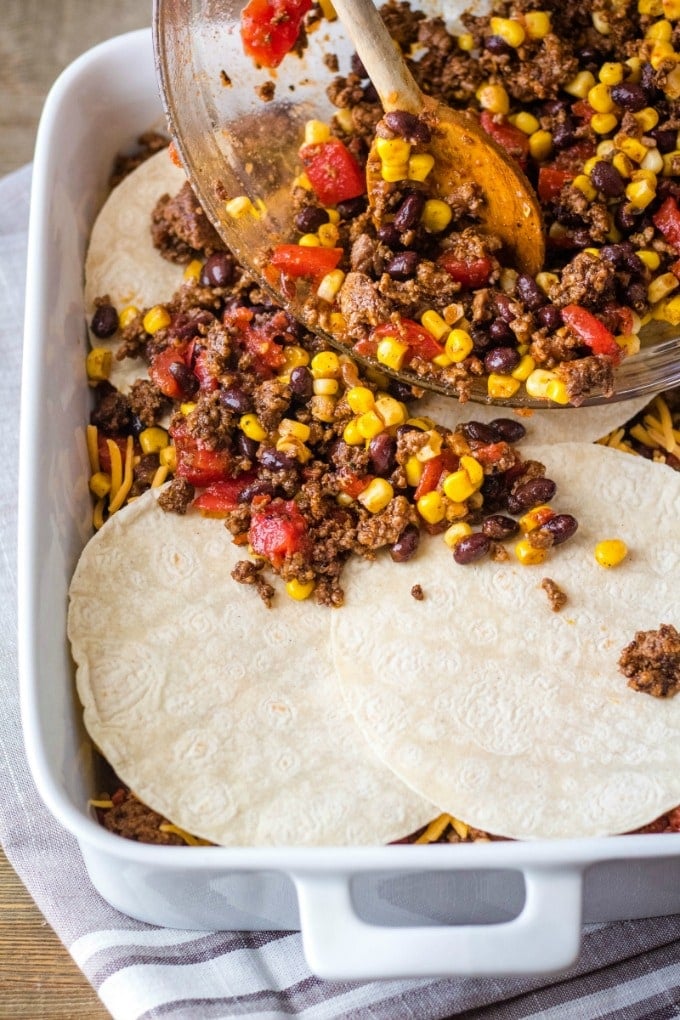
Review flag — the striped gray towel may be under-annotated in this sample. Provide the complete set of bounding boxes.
[3,163,680,1019]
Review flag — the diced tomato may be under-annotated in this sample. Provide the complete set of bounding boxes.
[339,473,373,499]
[240,0,313,68]
[653,196,680,253]
[472,441,516,470]
[149,345,191,400]
[192,473,257,516]
[561,304,622,363]
[353,335,378,358]
[271,244,343,280]
[249,498,310,568]
[369,318,445,363]
[298,139,366,205]
[97,434,129,474]
[170,424,234,486]
[190,348,218,393]
[479,111,529,163]
[552,139,596,172]
[537,166,574,203]
[223,305,288,377]
[413,449,460,500]
[571,100,595,122]
[438,252,494,289]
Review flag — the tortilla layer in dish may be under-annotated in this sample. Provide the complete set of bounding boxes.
[84,151,186,392]
[67,487,437,846]
[331,442,680,840]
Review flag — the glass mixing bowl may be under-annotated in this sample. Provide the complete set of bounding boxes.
[153,0,680,407]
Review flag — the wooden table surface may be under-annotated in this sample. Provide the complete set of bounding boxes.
[3,4,150,1016]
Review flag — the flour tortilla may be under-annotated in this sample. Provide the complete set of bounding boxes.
[331,443,680,840]
[68,488,436,846]
[84,151,187,391]
[419,390,656,445]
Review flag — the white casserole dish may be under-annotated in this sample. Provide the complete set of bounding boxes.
[18,28,680,981]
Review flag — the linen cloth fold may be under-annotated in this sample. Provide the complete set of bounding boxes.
[1,162,680,1019]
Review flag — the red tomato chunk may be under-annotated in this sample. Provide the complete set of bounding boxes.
[249,499,310,568]
[240,0,312,68]
[299,139,366,205]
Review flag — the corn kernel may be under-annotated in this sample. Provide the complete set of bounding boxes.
[592,10,612,34]
[142,305,171,334]
[285,578,316,600]
[487,373,521,399]
[588,83,615,113]
[276,436,312,463]
[457,31,475,50]
[489,16,525,46]
[313,377,339,397]
[634,107,660,133]
[432,351,452,367]
[515,538,548,565]
[647,18,673,40]
[662,149,680,176]
[345,386,373,414]
[376,336,409,371]
[616,332,641,355]
[665,64,680,98]
[619,137,649,163]
[421,310,450,340]
[298,233,321,246]
[278,418,311,442]
[421,199,453,233]
[526,368,559,400]
[86,347,112,381]
[545,379,570,405]
[317,222,340,247]
[183,258,203,281]
[415,429,443,461]
[180,400,197,416]
[357,477,394,513]
[536,271,559,295]
[511,354,536,381]
[664,0,680,18]
[375,137,411,164]
[528,129,553,161]
[612,151,633,178]
[381,162,409,183]
[519,505,554,533]
[89,471,111,498]
[626,178,657,209]
[523,10,551,38]
[443,521,473,548]
[374,394,406,427]
[225,195,259,219]
[477,83,510,115]
[596,139,616,159]
[310,351,341,378]
[304,119,331,145]
[625,56,643,81]
[356,409,385,440]
[512,111,540,135]
[280,345,310,373]
[648,272,679,303]
[239,413,267,441]
[641,147,664,174]
[650,41,677,69]
[342,417,364,445]
[658,293,680,324]
[443,468,476,503]
[444,328,474,362]
[572,174,597,200]
[591,112,618,135]
[594,538,628,567]
[293,172,313,191]
[118,305,139,328]
[408,153,435,182]
[599,61,624,85]
[159,445,177,471]
[316,269,345,302]
[417,490,447,524]
[405,455,423,487]
[564,70,596,98]
[638,0,663,12]
[139,426,169,455]
[637,248,661,271]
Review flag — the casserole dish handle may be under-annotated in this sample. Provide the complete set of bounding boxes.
[292,865,583,979]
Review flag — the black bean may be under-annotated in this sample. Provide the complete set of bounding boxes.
[488,417,526,442]
[485,34,512,56]
[368,431,397,475]
[481,514,519,540]
[259,446,296,471]
[363,83,378,104]
[220,386,252,414]
[200,251,236,287]
[590,161,625,198]
[393,191,425,231]
[460,421,500,444]
[453,532,491,564]
[289,365,313,399]
[535,304,563,331]
[484,346,521,375]
[540,513,578,545]
[651,127,677,154]
[508,476,557,513]
[615,202,641,232]
[295,205,329,233]
[494,293,516,323]
[551,120,576,150]
[611,82,648,111]
[383,110,431,144]
[236,433,259,459]
[168,361,198,398]
[388,379,418,402]
[336,196,367,219]
[517,273,546,310]
[377,224,402,248]
[390,523,420,563]
[488,318,515,344]
[91,303,119,338]
[350,53,367,78]
[385,251,419,280]
[239,479,275,503]
[471,329,491,352]
[626,280,648,311]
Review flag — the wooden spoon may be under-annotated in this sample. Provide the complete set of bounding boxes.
[330,0,545,276]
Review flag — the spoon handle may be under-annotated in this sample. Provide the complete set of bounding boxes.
[330,0,423,113]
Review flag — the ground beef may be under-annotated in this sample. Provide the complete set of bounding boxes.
[410,583,424,600]
[619,624,680,697]
[151,182,226,263]
[338,271,393,336]
[100,790,186,845]
[555,355,615,405]
[128,379,169,426]
[231,558,276,606]
[549,251,617,309]
[157,477,195,514]
[252,379,292,431]
[109,131,170,188]
[130,453,161,497]
[540,577,567,612]
[356,495,417,549]
[90,385,133,435]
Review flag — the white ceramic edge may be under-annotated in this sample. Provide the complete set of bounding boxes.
[15,27,680,966]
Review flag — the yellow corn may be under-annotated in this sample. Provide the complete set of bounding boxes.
[299,233,321,247]
[487,373,521,399]
[489,16,525,47]
[357,477,394,513]
[545,379,570,405]
[293,172,313,191]
[477,83,510,115]
[415,429,443,461]
[342,417,365,445]
[638,0,663,12]
[650,41,677,69]
[183,258,203,282]
[285,578,316,601]
[374,394,406,427]
[599,62,624,85]
[591,112,618,135]
[408,153,435,181]
[381,162,409,183]
[523,10,551,38]
[588,83,615,113]
[310,351,341,378]
[444,328,474,362]
[656,293,680,324]
[634,107,660,132]
[592,10,612,34]
[239,413,268,441]
[619,137,649,163]
[346,386,375,414]
[139,426,169,454]
[664,0,680,18]
[536,271,558,294]
[356,409,385,440]
[118,305,139,328]
[417,490,447,524]
[280,345,310,373]
[304,119,331,145]
[421,310,450,340]
[225,195,260,219]
[594,538,628,567]
[375,137,411,165]
[612,151,633,178]
[519,505,554,533]
[648,273,679,304]
[564,70,596,98]
[421,199,453,233]
[376,336,409,371]
[317,222,340,247]
[573,174,597,200]
[526,368,559,400]
[180,401,197,416]
[89,471,111,499]
[457,32,475,51]
[142,305,171,334]
[405,455,423,487]
[316,269,345,302]
[86,347,112,382]
[443,468,475,503]
[647,18,673,40]
[309,395,337,422]
[515,538,548,565]
[159,445,177,471]
[510,354,535,381]
[443,521,473,548]
[278,419,311,442]
[512,111,540,135]
[636,249,661,270]
[528,129,553,161]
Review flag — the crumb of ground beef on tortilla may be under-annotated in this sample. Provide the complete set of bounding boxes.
[619,624,680,698]
[540,577,567,613]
